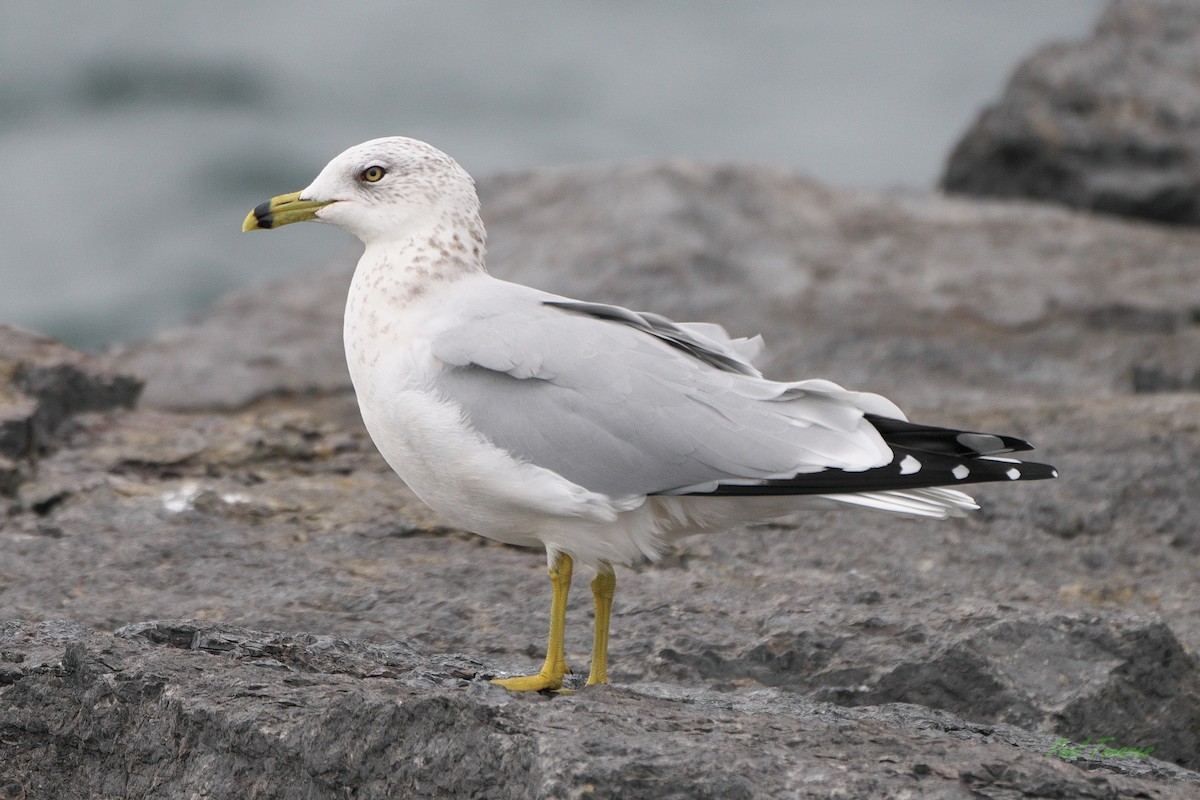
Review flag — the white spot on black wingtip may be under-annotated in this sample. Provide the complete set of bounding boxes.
[899,455,921,475]
[1006,467,1021,480]
[1051,469,1059,478]
[952,464,969,480]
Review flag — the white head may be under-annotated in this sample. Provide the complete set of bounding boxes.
[244,136,484,246]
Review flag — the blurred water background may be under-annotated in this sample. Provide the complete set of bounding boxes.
[0,1,1102,352]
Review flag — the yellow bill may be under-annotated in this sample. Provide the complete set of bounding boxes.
[242,191,333,231]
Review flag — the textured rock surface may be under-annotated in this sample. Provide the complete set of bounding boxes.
[5,159,1200,796]
[942,0,1200,224]
[2,620,1196,799]
[0,324,141,498]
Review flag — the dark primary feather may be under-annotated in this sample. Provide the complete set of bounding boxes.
[543,300,761,377]
[668,417,1057,497]
[864,415,1034,456]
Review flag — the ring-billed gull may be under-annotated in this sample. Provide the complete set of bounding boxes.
[244,137,1056,691]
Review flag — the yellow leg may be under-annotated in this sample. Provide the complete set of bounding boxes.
[586,563,616,686]
[493,552,573,692]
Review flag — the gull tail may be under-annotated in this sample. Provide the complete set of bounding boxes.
[673,415,1056,518]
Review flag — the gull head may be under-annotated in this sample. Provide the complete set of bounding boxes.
[243,136,481,245]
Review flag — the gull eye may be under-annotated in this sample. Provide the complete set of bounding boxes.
[359,165,386,183]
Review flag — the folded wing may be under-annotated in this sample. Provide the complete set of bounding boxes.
[431,283,915,499]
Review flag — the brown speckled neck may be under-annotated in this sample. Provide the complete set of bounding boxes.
[359,206,486,297]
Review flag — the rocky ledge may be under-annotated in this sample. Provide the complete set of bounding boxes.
[2,619,1196,799]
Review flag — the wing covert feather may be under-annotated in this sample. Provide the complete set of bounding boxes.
[429,287,892,497]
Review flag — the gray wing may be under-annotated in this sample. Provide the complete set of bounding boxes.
[430,289,892,498]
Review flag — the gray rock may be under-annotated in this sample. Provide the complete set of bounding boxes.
[0,325,141,498]
[942,0,1200,224]
[0,325,142,457]
[1,620,1195,799]
[107,271,352,411]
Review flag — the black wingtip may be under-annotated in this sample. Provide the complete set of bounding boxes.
[866,415,1037,457]
[670,450,1057,498]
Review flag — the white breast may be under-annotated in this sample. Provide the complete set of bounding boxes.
[343,260,643,554]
